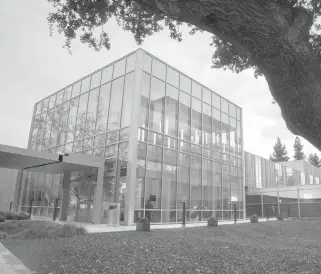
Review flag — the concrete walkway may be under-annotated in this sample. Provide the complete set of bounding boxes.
[0,243,32,274]
[59,218,278,233]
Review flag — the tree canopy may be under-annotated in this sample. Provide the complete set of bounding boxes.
[293,136,306,160]
[47,0,321,151]
[308,153,321,167]
[270,137,290,162]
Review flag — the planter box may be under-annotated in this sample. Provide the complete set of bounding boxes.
[136,222,150,231]
[207,219,218,227]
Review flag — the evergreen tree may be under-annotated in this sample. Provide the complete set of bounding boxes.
[293,136,305,160]
[270,137,290,162]
[308,153,321,167]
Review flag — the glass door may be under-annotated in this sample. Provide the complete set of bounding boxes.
[76,180,94,222]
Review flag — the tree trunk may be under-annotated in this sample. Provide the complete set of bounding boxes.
[137,0,321,150]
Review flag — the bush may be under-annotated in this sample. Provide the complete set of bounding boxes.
[250,214,259,223]
[277,214,284,221]
[136,217,150,223]
[0,220,87,239]
[0,216,4,223]
[17,212,29,220]
[4,211,18,220]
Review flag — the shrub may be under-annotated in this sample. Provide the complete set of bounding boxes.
[277,214,284,221]
[17,212,29,220]
[4,211,18,220]
[0,216,4,223]
[137,217,150,223]
[250,214,259,223]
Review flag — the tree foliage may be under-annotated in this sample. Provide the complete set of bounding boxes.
[293,136,306,160]
[270,137,290,162]
[47,0,321,151]
[308,153,321,167]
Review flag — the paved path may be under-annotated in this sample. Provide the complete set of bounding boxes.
[0,242,32,274]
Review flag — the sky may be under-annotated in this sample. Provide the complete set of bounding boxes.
[0,0,319,160]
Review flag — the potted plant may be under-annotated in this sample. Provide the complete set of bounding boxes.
[207,217,218,227]
[250,214,259,223]
[277,213,284,221]
[136,217,151,231]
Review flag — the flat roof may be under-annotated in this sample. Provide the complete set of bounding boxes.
[0,144,105,176]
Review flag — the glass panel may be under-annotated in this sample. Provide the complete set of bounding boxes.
[191,144,202,156]
[145,145,163,209]
[192,81,201,99]
[81,76,91,94]
[180,74,191,94]
[84,88,99,137]
[55,91,64,106]
[48,95,56,109]
[180,140,190,153]
[135,142,147,209]
[203,88,211,103]
[120,127,130,142]
[148,131,163,146]
[148,77,165,133]
[152,59,166,81]
[212,108,221,151]
[203,159,214,210]
[65,97,79,143]
[203,148,211,158]
[139,73,151,129]
[93,146,105,156]
[178,153,190,209]
[42,110,52,148]
[121,72,135,128]
[237,120,242,156]
[221,113,230,154]
[103,158,117,202]
[202,103,212,148]
[63,86,72,102]
[164,136,178,150]
[230,117,237,156]
[101,65,113,85]
[49,106,61,147]
[94,134,106,148]
[179,91,191,141]
[75,93,89,140]
[126,53,136,73]
[36,113,46,150]
[191,98,202,145]
[57,101,70,146]
[64,143,73,153]
[90,70,102,89]
[213,162,222,210]
[143,53,152,73]
[138,128,147,142]
[237,108,241,120]
[96,82,111,134]
[105,144,118,158]
[42,98,49,112]
[165,84,178,137]
[221,98,229,113]
[73,81,81,96]
[166,67,179,87]
[162,149,177,213]
[107,76,124,130]
[36,101,42,115]
[212,93,220,110]
[229,103,237,118]
[83,137,94,150]
[106,130,119,144]
[190,156,202,212]
[113,58,126,79]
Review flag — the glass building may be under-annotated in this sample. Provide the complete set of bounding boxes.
[21,49,244,224]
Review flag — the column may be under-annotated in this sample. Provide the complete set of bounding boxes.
[92,162,105,224]
[13,169,24,212]
[60,172,71,221]
[124,49,144,226]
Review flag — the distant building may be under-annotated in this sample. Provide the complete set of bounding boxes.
[244,151,321,218]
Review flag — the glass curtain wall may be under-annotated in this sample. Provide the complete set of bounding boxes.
[26,52,136,219]
[134,51,243,223]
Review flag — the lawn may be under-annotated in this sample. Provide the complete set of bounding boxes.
[2,219,321,274]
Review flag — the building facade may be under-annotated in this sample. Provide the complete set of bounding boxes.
[18,49,244,224]
[0,168,18,212]
[245,151,321,218]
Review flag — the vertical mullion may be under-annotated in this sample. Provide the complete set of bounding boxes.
[175,71,180,223]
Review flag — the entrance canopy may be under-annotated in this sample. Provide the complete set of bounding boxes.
[0,144,105,177]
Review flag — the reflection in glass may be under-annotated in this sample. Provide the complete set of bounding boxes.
[162,149,177,222]
[73,81,81,97]
[105,144,118,158]
[221,113,229,154]
[152,59,166,81]
[57,101,70,146]
[179,92,191,141]
[74,93,89,140]
[121,72,134,128]
[148,131,163,146]
[55,91,64,106]
[145,145,162,211]
[84,88,99,137]
[190,156,202,211]
[138,128,147,142]
[135,142,147,209]
[148,77,165,133]
[48,95,56,109]
[213,161,222,210]
[165,84,178,137]
[81,76,91,94]
[96,82,111,134]
[90,70,102,89]
[202,103,212,148]
[101,66,113,85]
[139,73,150,128]
[65,97,79,143]
[103,158,117,202]
[106,130,119,144]
[203,159,214,210]
[230,117,237,156]
[113,58,126,79]
[108,77,124,130]
[178,153,190,209]
[191,98,202,145]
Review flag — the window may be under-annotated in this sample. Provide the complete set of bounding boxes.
[107,77,124,130]
[101,66,113,85]
[203,88,211,103]
[229,103,237,118]
[90,70,102,89]
[126,53,136,73]
[180,74,191,94]
[178,92,191,141]
[96,82,111,134]
[81,76,91,94]
[221,98,229,113]
[73,81,81,96]
[309,175,314,184]
[212,93,220,110]
[164,84,179,137]
[316,177,320,184]
[191,98,202,145]
[121,72,135,128]
[192,81,201,99]
[84,88,99,137]
[113,58,126,79]
[167,67,179,87]
[255,157,262,188]
[138,73,150,129]
[152,59,166,81]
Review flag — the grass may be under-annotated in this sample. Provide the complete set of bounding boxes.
[0,220,87,239]
[2,219,321,274]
